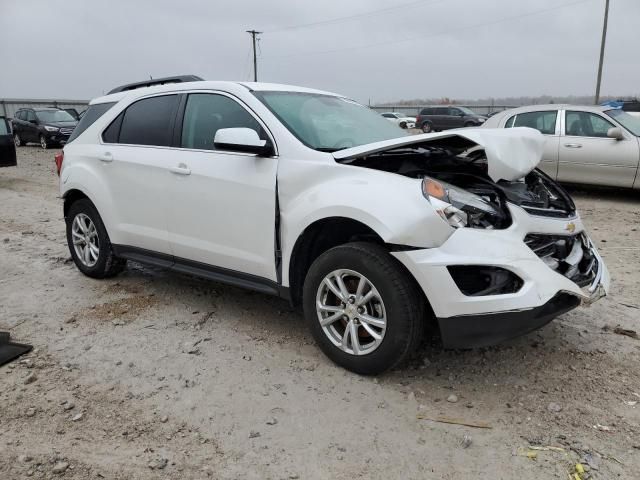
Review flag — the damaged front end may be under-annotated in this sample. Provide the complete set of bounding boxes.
[337,128,575,231]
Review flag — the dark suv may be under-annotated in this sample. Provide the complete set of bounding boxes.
[11,108,78,149]
[415,106,486,133]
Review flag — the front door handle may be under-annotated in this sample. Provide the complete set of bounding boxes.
[99,152,113,162]
[169,163,191,175]
[564,143,583,148]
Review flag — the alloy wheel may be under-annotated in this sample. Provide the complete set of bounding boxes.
[40,135,48,149]
[71,213,100,267]
[315,269,387,356]
[14,134,21,147]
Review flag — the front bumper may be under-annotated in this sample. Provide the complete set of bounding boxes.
[392,204,610,347]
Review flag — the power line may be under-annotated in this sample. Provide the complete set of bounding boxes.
[594,0,610,104]
[266,0,595,60]
[266,0,449,33]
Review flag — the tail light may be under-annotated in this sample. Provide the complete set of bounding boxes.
[55,151,64,176]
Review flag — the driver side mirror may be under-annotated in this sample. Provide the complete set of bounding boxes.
[213,128,273,156]
[607,127,624,140]
[29,119,38,125]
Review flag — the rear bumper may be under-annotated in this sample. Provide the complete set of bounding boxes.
[437,293,580,348]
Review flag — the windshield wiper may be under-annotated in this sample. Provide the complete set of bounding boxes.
[315,147,342,153]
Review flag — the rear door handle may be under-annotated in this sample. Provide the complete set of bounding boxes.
[169,164,191,175]
[99,152,113,162]
[564,143,582,148]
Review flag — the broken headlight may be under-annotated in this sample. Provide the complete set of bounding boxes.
[422,177,503,229]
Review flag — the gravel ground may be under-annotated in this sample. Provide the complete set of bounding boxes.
[1,146,639,479]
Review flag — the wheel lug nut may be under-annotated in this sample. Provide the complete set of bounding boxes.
[348,297,355,304]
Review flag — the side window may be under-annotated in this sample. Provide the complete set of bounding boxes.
[26,111,37,122]
[180,93,265,151]
[448,108,462,116]
[15,111,24,121]
[566,111,614,137]
[381,113,394,118]
[505,115,516,128]
[0,118,9,135]
[117,95,178,146]
[68,102,116,143]
[511,111,557,135]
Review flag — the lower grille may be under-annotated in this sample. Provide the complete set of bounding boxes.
[525,233,597,287]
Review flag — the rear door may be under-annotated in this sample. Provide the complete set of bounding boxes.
[0,118,17,167]
[98,94,178,254]
[558,110,639,187]
[505,110,560,179]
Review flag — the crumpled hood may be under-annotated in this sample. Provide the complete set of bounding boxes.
[333,127,545,182]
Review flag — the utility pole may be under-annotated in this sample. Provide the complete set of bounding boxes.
[246,30,262,82]
[594,0,610,104]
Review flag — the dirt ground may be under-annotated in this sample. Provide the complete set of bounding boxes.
[1,146,639,480]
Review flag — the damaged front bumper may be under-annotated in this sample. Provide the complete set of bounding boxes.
[392,204,610,348]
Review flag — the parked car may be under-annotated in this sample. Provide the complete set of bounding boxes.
[12,107,78,149]
[0,117,17,167]
[58,77,609,374]
[415,106,487,133]
[482,104,640,188]
[380,112,416,129]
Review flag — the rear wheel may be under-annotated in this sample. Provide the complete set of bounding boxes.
[66,198,126,278]
[303,242,425,375]
[421,122,433,133]
[14,134,23,147]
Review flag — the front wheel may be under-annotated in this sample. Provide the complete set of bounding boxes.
[303,242,425,375]
[14,134,23,147]
[66,198,126,278]
[40,135,49,150]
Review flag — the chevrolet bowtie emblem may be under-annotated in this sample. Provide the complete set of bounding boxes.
[565,222,576,233]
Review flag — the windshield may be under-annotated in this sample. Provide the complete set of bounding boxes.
[254,91,408,151]
[605,109,640,136]
[35,110,76,123]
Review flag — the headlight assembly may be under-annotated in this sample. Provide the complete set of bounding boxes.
[422,177,505,229]
[44,125,60,132]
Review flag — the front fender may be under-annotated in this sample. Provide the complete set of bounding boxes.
[279,159,453,285]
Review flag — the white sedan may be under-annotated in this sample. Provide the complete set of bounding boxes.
[482,104,640,188]
[380,112,415,129]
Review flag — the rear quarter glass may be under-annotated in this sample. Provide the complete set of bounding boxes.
[67,102,116,143]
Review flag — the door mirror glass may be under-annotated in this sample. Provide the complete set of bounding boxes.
[607,127,624,140]
[213,128,271,155]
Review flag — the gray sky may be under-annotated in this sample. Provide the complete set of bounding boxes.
[1,0,638,104]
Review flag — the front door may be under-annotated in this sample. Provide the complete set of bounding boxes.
[166,92,279,281]
[0,118,17,167]
[558,110,639,187]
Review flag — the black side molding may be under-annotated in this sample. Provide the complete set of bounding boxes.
[112,245,290,300]
[107,75,204,94]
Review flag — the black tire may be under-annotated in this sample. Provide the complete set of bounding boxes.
[39,135,49,150]
[399,121,407,129]
[303,242,425,375]
[421,122,433,133]
[14,134,23,147]
[65,198,126,279]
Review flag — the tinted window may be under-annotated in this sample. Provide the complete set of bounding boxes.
[67,102,116,143]
[449,108,462,116]
[508,111,557,134]
[36,110,75,123]
[381,113,394,118]
[118,95,178,146]
[434,107,449,115]
[0,119,9,135]
[181,94,265,150]
[566,111,614,137]
[103,112,123,143]
[26,111,37,122]
[505,115,516,128]
[15,111,24,121]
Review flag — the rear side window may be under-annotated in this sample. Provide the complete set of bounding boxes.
[15,111,24,121]
[506,111,557,135]
[180,93,265,150]
[67,102,116,143]
[116,95,178,146]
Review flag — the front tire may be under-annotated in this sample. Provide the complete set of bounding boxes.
[303,242,425,375]
[14,134,23,147]
[66,198,126,278]
[40,135,49,150]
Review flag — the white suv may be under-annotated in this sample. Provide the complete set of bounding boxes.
[58,76,609,374]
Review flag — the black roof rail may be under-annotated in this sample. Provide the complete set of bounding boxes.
[107,75,204,94]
